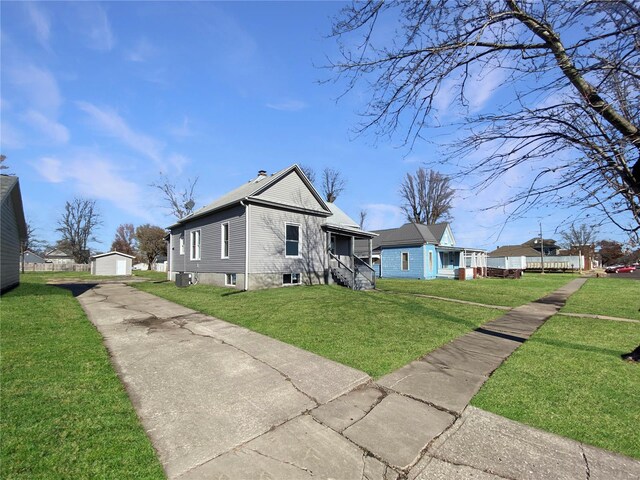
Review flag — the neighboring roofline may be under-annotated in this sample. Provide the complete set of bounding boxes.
[437,245,486,253]
[91,251,136,259]
[168,164,331,229]
[1,176,27,240]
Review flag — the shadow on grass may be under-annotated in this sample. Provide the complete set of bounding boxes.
[221,289,245,297]
[55,283,98,297]
[528,336,626,358]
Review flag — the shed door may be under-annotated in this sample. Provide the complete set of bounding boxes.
[116,260,127,275]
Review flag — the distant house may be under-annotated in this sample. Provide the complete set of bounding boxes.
[22,250,47,264]
[91,251,135,276]
[167,164,377,290]
[358,222,487,280]
[1,175,27,293]
[44,248,75,264]
[522,237,560,256]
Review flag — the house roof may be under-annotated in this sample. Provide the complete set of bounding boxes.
[523,237,558,247]
[171,164,330,227]
[488,245,541,257]
[371,222,449,249]
[0,175,27,240]
[45,249,74,258]
[91,251,136,260]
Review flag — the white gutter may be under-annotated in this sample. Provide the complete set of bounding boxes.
[240,199,249,291]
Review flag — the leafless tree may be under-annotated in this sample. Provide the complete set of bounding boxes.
[0,154,8,171]
[329,0,640,241]
[321,167,346,203]
[559,223,599,250]
[111,223,137,256]
[400,168,454,224]
[136,224,166,270]
[56,198,102,263]
[359,209,368,229]
[21,220,45,273]
[150,174,198,220]
[299,164,316,185]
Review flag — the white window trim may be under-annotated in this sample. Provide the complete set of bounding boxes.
[179,235,185,255]
[190,229,201,261]
[428,250,433,271]
[401,251,410,271]
[285,223,301,258]
[225,273,236,286]
[221,222,229,259]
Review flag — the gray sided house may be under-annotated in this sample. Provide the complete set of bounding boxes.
[22,250,47,263]
[91,251,135,276]
[1,175,27,293]
[167,165,377,290]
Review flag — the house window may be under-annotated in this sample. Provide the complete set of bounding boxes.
[179,235,184,255]
[428,251,433,271]
[221,223,229,258]
[190,230,201,260]
[225,273,236,286]
[283,273,301,285]
[285,224,299,257]
[401,252,409,271]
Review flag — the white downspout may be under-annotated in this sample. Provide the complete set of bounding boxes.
[241,200,249,291]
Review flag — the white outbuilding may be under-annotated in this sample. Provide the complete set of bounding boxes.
[90,251,135,276]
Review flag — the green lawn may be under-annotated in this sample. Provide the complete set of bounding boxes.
[1,275,164,479]
[133,269,169,282]
[134,282,504,378]
[377,273,577,307]
[472,315,640,459]
[561,277,640,320]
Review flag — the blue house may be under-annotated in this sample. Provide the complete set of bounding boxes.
[358,222,487,280]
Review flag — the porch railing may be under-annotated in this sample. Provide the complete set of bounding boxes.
[354,254,376,289]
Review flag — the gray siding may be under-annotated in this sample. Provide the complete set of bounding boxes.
[254,170,326,212]
[1,194,20,292]
[92,254,132,275]
[248,204,326,285]
[169,204,246,275]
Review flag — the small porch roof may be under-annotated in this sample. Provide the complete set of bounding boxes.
[323,223,378,239]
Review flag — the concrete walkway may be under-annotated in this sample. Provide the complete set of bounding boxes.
[67,278,640,479]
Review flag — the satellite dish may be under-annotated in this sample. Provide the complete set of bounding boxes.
[184,199,195,211]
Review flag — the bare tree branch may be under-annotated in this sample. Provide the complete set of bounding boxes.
[400,168,454,224]
[321,167,347,202]
[56,198,102,263]
[150,174,199,220]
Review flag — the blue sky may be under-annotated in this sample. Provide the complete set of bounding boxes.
[1,1,621,252]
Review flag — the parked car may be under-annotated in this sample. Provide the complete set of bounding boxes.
[614,265,636,273]
[604,265,623,273]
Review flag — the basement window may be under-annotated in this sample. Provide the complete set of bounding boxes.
[225,273,236,286]
[283,273,301,285]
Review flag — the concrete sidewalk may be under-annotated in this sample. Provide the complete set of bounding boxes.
[68,279,640,479]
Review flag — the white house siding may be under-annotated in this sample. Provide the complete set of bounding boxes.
[1,192,20,292]
[92,253,133,276]
[248,204,327,289]
[254,170,324,211]
[169,204,246,287]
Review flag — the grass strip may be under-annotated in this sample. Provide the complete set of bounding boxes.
[134,282,504,378]
[377,274,576,307]
[562,277,640,320]
[1,276,164,479]
[472,315,640,459]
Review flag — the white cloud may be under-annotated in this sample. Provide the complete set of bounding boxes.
[34,156,65,182]
[25,2,51,47]
[76,101,164,165]
[125,37,156,62]
[168,153,189,174]
[71,3,115,51]
[33,153,152,220]
[8,64,62,112]
[266,100,308,112]
[0,122,24,149]
[168,116,194,139]
[22,109,69,144]
[364,203,405,230]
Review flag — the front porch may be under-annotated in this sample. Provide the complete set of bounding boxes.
[437,247,488,280]
[325,226,377,290]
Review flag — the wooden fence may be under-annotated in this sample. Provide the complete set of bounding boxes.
[22,263,90,272]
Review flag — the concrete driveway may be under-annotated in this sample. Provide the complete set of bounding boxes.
[69,281,640,480]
